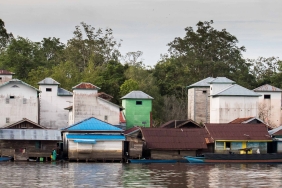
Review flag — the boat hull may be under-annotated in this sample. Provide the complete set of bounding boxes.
[128,159,178,164]
[0,157,12,162]
[185,153,282,163]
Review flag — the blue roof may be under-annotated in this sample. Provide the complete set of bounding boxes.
[62,117,123,131]
[66,134,125,140]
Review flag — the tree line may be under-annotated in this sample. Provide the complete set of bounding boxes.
[0,19,281,126]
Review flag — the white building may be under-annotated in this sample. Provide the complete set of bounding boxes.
[66,82,120,126]
[38,78,73,129]
[0,70,14,85]
[0,79,40,127]
[253,84,282,128]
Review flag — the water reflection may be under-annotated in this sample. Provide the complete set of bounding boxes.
[0,162,282,187]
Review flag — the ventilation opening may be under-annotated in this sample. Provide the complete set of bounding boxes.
[10,96,15,99]
[264,95,271,99]
[46,88,52,92]
[136,101,142,105]
[203,90,207,93]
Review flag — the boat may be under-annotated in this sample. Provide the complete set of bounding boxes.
[185,153,282,163]
[128,159,178,164]
[0,156,12,162]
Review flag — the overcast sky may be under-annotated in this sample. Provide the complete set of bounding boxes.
[1,0,281,66]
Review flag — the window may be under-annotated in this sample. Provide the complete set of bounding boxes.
[10,96,15,99]
[264,95,271,99]
[226,142,231,150]
[136,101,142,105]
[0,77,2,80]
[104,115,108,122]
[35,141,42,149]
[46,88,52,92]
[6,118,10,123]
[203,90,207,93]
[23,98,27,104]
[5,98,9,104]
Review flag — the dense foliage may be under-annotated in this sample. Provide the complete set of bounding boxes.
[0,19,281,126]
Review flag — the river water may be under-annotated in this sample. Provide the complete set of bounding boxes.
[0,162,282,188]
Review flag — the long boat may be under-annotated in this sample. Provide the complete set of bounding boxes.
[0,156,12,162]
[185,153,282,163]
[128,159,178,164]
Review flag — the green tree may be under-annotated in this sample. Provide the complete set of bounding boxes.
[0,18,13,52]
[120,79,139,97]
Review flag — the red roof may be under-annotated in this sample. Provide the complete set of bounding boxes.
[0,70,14,75]
[123,126,140,135]
[140,128,208,150]
[98,92,113,101]
[160,119,202,128]
[73,83,100,89]
[120,112,126,123]
[229,117,254,124]
[205,123,272,141]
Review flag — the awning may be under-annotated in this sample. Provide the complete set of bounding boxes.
[73,139,96,144]
[66,134,125,141]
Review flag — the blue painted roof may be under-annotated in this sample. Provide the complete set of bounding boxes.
[62,117,123,131]
[66,134,125,140]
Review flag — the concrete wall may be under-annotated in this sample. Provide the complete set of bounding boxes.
[210,96,258,123]
[0,83,38,127]
[187,87,210,124]
[39,85,72,129]
[255,91,281,127]
[0,75,12,85]
[122,99,152,129]
[72,89,120,125]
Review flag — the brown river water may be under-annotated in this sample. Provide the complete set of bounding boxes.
[0,162,282,188]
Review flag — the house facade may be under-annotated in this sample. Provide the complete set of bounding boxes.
[121,91,153,129]
[66,82,120,126]
[38,78,73,129]
[253,84,282,128]
[0,79,40,127]
[0,70,14,85]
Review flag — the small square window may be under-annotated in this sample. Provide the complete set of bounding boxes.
[136,101,142,105]
[46,88,52,92]
[104,115,108,121]
[6,118,10,123]
[203,90,207,93]
[264,95,271,99]
[10,96,15,99]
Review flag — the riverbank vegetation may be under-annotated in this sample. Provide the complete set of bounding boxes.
[0,19,281,126]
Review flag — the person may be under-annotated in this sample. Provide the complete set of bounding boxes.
[256,148,260,154]
[51,149,57,161]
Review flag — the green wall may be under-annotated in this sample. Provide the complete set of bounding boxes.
[122,99,152,129]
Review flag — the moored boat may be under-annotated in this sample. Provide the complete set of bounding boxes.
[0,156,12,162]
[185,153,282,163]
[128,159,178,164]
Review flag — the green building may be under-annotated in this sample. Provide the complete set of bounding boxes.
[121,91,153,129]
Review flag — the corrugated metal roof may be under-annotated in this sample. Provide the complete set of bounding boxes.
[211,84,261,97]
[160,119,202,128]
[38,77,60,85]
[229,117,254,124]
[98,92,113,101]
[140,128,208,150]
[205,123,271,141]
[62,117,123,131]
[3,118,47,129]
[208,77,235,84]
[0,70,14,75]
[121,91,153,99]
[0,129,62,141]
[58,88,73,96]
[72,82,100,90]
[0,79,40,92]
[253,84,282,92]
[187,77,214,88]
[269,126,282,135]
[66,134,125,140]
[123,126,141,135]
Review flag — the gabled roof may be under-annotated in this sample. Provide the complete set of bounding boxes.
[62,117,123,132]
[205,123,272,141]
[208,77,235,84]
[2,118,47,129]
[0,129,62,141]
[253,84,282,92]
[38,77,60,85]
[121,90,153,99]
[269,126,282,136]
[229,117,264,124]
[120,111,126,123]
[0,70,14,75]
[140,128,208,150]
[72,82,100,90]
[160,119,202,128]
[123,126,141,135]
[211,84,261,97]
[98,92,113,101]
[58,88,73,96]
[187,77,214,89]
[0,79,40,92]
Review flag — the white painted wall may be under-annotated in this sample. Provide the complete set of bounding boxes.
[72,89,120,125]
[0,82,38,127]
[210,96,258,123]
[210,83,232,95]
[255,91,281,127]
[187,88,195,120]
[0,75,13,85]
[39,85,72,129]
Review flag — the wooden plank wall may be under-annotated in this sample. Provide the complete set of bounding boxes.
[151,150,196,159]
[126,137,143,158]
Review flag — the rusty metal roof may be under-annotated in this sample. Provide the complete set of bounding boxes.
[0,70,14,75]
[229,117,254,124]
[140,128,208,150]
[123,126,140,135]
[253,84,282,92]
[160,119,202,128]
[0,129,62,141]
[205,123,272,141]
[2,118,47,129]
[72,82,100,90]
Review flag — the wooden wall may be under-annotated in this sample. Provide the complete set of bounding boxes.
[151,150,196,160]
[126,136,143,159]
